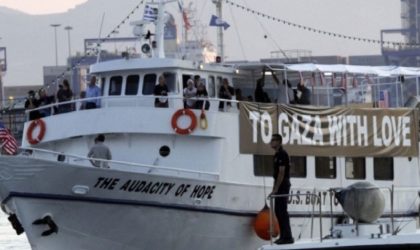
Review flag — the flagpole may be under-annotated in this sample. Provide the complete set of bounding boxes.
[212,0,224,61]
[155,0,166,58]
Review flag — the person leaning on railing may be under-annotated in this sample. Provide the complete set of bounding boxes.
[56,79,74,113]
[218,78,235,111]
[87,134,112,168]
[154,75,169,108]
[85,76,101,109]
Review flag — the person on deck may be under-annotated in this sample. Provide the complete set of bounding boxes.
[294,81,311,105]
[38,88,55,117]
[269,134,294,245]
[24,90,41,120]
[56,80,73,113]
[183,79,197,108]
[254,77,271,103]
[87,134,112,168]
[195,82,210,110]
[218,78,234,111]
[85,76,101,109]
[154,75,169,108]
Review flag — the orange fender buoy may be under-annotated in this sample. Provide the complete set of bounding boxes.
[27,119,46,145]
[171,109,197,135]
[254,205,280,240]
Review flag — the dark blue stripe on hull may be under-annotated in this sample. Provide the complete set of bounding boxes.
[2,192,418,219]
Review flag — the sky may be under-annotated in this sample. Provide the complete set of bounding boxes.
[0,0,87,14]
[0,0,403,86]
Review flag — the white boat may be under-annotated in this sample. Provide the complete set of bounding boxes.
[2,1,420,249]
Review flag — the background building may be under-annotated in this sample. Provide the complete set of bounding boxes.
[381,0,420,66]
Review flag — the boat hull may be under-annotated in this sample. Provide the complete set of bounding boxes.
[0,156,267,250]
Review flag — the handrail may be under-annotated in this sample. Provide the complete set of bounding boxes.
[268,192,322,244]
[20,147,219,180]
[267,185,398,245]
[24,95,241,114]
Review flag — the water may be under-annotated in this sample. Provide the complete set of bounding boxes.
[0,214,31,249]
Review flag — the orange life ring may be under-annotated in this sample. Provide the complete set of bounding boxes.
[171,109,197,135]
[27,119,46,144]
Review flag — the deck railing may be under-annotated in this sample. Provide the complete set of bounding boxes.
[20,147,219,180]
[267,185,397,245]
[24,95,241,120]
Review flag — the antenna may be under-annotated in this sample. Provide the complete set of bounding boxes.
[212,0,224,61]
[96,13,106,63]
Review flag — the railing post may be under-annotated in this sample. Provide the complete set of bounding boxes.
[319,192,322,242]
[391,185,394,235]
[269,196,274,245]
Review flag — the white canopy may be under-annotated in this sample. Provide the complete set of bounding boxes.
[285,63,420,77]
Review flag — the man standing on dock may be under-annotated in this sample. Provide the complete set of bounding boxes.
[270,134,294,245]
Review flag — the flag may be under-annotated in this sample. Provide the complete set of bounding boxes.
[0,122,18,155]
[178,0,191,30]
[143,5,158,22]
[378,90,389,108]
[209,15,230,30]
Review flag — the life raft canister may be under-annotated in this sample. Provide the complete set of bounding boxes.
[27,119,46,145]
[199,109,208,130]
[171,109,197,135]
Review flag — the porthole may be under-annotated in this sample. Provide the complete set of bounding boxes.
[159,146,170,157]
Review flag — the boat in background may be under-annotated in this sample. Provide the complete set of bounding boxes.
[1,1,420,249]
[259,183,420,250]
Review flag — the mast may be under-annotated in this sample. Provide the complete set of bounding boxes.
[212,0,224,61]
[155,0,166,58]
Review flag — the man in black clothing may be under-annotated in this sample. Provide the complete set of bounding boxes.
[218,78,234,110]
[254,77,271,103]
[154,75,169,108]
[294,82,311,105]
[270,134,294,245]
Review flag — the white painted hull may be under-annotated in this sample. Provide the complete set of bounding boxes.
[0,156,418,250]
[12,198,262,250]
[0,156,267,250]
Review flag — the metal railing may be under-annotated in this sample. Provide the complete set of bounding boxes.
[20,147,219,180]
[24,95,241,120]
[268,192,323,244]
[267,185,398,245]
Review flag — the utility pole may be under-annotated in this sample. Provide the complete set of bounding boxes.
[64,26,73,59]
[50,24,61,66]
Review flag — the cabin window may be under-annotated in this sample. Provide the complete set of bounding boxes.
[374,157,394,180]
[162,72,177,93]
[182,74,193,89]
[253,155,305,178]
[208,76,216,97]
[142,74,157,95]
[253,155,273,177]
[109,76,123,96]
[345,157,366,179]
[125,75,139,95]
[290,156,306,178]
[315,157,336,179]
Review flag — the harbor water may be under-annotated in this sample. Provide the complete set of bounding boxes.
[0,214,31,249]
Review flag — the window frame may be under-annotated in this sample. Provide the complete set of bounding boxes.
[315,156,337,179]
[109,75,123,96]
[125,74,140,96]
[373,157,394,180]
